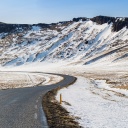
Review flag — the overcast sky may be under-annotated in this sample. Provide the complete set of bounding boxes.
[0,0,127,24]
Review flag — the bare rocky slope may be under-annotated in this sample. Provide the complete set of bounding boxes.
[0,16,127,67]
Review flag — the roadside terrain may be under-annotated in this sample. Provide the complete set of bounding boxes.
[56,75,128,128]
[1,64,127,128]
[0,72,63,89]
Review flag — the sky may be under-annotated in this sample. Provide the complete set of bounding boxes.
[0,0,128,24]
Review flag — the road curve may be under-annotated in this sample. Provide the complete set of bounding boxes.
[0,73,76,128]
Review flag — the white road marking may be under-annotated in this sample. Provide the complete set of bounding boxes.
[35,105,37,109]
[34,113,38,119]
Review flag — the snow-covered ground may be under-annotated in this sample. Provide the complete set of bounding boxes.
[0,72,44,89]
[0,71,63,89]
[0,61,128,88]
[56,76,128,128]
[0,60,127,128]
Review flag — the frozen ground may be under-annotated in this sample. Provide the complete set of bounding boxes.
[0,71,63,89]
[0,62,128,128]
[56,76,128,128]
[0,61,128,89]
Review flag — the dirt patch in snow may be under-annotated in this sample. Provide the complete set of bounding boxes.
[114,85,128,90]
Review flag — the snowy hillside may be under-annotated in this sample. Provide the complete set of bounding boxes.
[0,16,128,67]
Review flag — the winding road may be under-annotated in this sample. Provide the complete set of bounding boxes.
[0,73,76,128]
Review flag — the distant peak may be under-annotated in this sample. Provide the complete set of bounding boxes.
[72,17,88,22]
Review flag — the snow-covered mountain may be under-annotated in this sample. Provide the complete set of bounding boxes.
[0,16,128,67]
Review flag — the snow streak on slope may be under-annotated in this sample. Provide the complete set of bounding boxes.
[0,19,127,67]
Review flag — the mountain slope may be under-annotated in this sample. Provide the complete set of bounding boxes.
[0,16,127,67]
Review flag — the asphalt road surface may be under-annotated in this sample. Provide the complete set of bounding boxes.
[0,73,76,128]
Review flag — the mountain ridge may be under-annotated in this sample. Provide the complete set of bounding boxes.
[0,15,128,33]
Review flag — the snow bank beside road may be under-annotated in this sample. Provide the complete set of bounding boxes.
[56,76,128,128]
